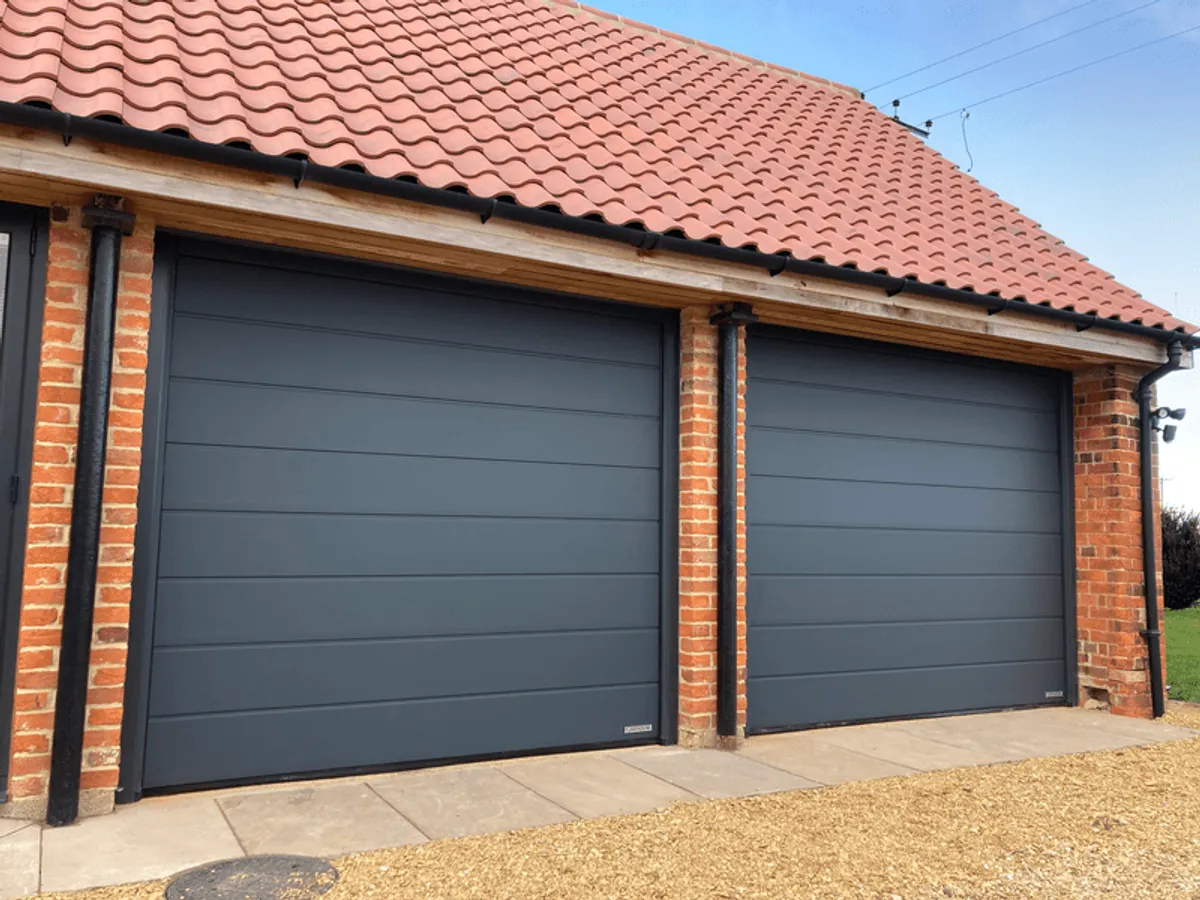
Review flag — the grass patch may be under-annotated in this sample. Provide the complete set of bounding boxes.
[1166,606,1200,702]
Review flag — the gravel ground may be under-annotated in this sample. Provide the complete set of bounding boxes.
[45,707,1200,900]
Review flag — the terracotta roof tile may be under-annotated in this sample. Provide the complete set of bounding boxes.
[0,0,1189,332]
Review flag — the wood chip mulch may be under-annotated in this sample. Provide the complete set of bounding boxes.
[47,707,1200,900]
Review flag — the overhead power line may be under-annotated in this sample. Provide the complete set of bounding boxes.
[929,20,1200,121]
[895,0,1162,102]
[865,0,1103,93]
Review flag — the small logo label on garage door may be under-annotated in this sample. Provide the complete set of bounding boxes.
[1045,690,1065,699]
[624,723,654,735]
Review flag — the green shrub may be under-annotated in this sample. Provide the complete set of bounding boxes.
[1164,506,1200,611]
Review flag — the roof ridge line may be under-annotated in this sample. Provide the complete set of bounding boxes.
[545,0,862,99]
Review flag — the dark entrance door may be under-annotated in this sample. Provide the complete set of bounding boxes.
[0,204,46,801]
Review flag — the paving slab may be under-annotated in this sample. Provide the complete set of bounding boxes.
[885,707,1196,760]
[738,732,919,785]
[369,766,575,839]
[620,746,819,799]
[891,716,1091,761]
[219,781,426,857]
[41,795,243,893]
[0,824,39,900]
[502,753,697,818]
[1002,709,1155,748]
[812,722,1008,771]
[1038,708,1198,743]
[0,819,32,841]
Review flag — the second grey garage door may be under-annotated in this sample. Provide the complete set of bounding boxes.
[137,238,670,790]
[746,328,1069,732]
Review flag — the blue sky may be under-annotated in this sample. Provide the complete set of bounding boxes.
[591,0,1200,510]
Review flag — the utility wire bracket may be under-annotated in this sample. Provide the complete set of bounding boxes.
[890,99,932,138]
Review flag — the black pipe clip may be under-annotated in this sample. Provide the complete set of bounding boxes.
[710,301,759,326]
[480,198,498,224]
[81,202,135,235]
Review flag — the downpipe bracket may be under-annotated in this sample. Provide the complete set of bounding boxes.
[81,200,135,235]
[710,301,759,326]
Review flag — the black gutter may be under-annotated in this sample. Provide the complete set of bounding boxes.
[1134,340,1183,719]
[2,102,1197,352]
[46,199,134,827]
[710,302,757,738]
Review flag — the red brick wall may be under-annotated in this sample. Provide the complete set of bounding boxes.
[1073,363,1161,718]
[3,205,151,818]
[677,307,747,746]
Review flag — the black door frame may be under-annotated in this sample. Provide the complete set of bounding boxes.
[0,203,49,802]
[119,232,680,801]
[742,324,1079,732]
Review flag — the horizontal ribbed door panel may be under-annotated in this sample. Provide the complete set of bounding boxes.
[142,242,665,790]
[746,328,1067,732]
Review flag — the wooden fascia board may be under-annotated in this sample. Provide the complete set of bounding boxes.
[0,125,1167,367]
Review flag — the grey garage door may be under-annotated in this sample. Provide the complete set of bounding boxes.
[139,239,669,790]
[746,328,1069,732]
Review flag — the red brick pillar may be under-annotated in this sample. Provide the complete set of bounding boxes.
[678,308,718,744]
[80,216,153,813]
[1073,364,1161,718]
[3,205,152,819]
[677,307,747,746]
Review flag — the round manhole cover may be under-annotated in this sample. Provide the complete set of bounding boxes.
[165,855,339,900]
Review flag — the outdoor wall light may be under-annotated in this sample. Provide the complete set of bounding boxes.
[1152,407,1186,443]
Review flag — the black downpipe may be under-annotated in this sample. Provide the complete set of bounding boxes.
[711,303,757,738]
[1,102,1197,352]
[46,200,134,827]
[1135,340,1183,719]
